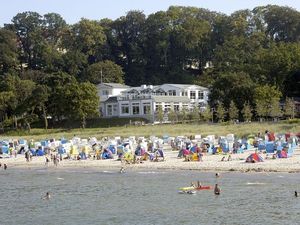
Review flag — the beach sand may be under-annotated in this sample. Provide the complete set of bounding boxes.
[1,145,300,173]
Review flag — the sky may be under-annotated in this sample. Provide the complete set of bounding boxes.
[1,0,300,26]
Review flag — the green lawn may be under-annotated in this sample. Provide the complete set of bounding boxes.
[1,121,299,140]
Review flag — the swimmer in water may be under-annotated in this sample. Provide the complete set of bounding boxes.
[214,184,221,195]
[42,192,51,200]
[120,167,125,173]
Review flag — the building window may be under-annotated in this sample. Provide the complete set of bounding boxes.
[113,105,118,115]
[190,91,196,99]
[181,91,188,96]
[155,103,162,111]
[102,90,109,95]
[143,103,151,114]
[164,104,171,112]
[174,103,179,111]
[107,105,112,116]
[198,91,204,100]
[121,104,129,114]
[132,103,140,115]
[168,90,176,96]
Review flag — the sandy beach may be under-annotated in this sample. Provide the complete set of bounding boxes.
[1,145,300,173]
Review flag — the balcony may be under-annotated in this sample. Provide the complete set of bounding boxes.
[118,95,152,101]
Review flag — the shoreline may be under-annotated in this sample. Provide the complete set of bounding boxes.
[1,149,300,173]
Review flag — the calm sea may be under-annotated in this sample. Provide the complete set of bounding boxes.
[0,167,299,225]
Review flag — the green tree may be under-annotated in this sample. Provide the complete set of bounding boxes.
[269,100,282,121]
[84,60,124,84]
[241,102,253,122]
[284,97,295,119]
[77,82,100,128]
[64,18,106,63]
[209,72,255,110]
[168,108,177,124]
[216,102,225,122]
[201,106,212,123]
[156,105,164,123]
[189,105,200,121]
[179,106,189,123]
[228,101,239,122]
[0,29,18,73]
[254,85,282,120]
[111,11,147,85]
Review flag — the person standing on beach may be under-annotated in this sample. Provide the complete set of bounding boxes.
[45,156,50,166]
[295,191,298,197]
[3,164,7,170]
[214,184,221,195]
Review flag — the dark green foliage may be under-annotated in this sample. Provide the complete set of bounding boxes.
[1,5,300,130]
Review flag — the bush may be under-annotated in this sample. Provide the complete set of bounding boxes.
[283,118,300,124]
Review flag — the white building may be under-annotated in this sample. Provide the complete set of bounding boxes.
[100,83,210,121]
[97,83,130,116]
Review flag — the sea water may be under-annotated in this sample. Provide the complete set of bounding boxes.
[1,168,300,225]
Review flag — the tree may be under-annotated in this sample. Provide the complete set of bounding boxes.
[8,12,46,70]
[111,11,147,85]
[242,102,253,122]
[201,106,212,122]
[284,97,295,119]
[0,29,18,73]
[254,85,282,120]
[84,60,124,84]
[26,85,50,129]
[168,108,177,124]
[269,100,282,121]
[77,82,100,128]
[209,72,255,110]
[216,102,225,122]
[156,105,164,123]
[179,106,189,123]
[228,101,239,122]
[64,18,106,63]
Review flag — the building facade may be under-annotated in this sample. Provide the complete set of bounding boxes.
[99,83,210,121]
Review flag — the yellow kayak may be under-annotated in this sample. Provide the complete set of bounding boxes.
[179,186,195,191]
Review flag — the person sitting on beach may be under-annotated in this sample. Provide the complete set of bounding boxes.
[221,156,225,161]
[227,155,232,161]
[214,184,221,195]
[215,173,220,178]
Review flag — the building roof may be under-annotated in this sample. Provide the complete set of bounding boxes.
[164,83,209,90]
[152,95,190,103]
[104,96,118,103]
[99,83,130,89]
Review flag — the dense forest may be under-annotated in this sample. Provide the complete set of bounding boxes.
[0,5,299,129]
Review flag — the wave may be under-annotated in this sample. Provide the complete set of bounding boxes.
[138,171,166,174]
[246,182,267,185]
